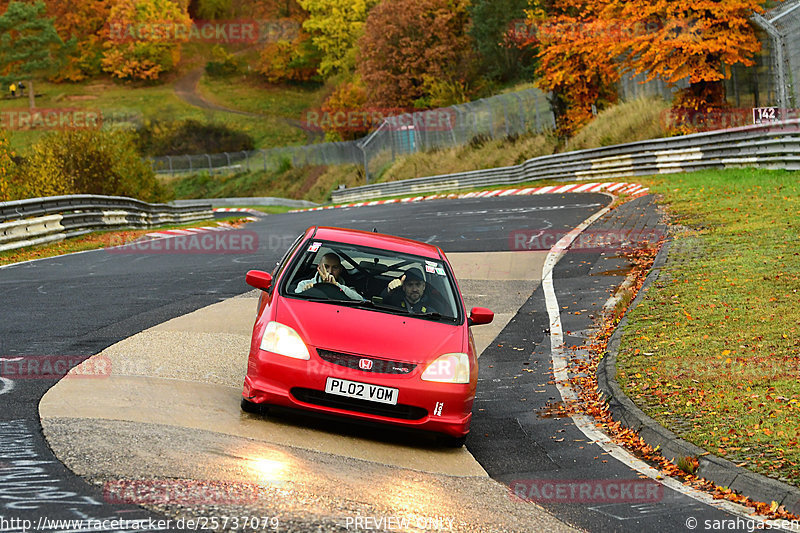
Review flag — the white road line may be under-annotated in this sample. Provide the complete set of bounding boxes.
[540,200,783,524]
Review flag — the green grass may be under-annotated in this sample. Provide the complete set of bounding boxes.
[617,168,800,486]
[197,75,326,119]
[165,163,363,203]
[1,76,317,154]
[566,96,671,151]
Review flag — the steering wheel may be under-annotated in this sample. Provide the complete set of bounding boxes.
[302,283,358,300]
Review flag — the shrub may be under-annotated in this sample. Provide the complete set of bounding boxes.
[204,44,244,77]
[19,130,168,202]
[136,119,255,156]
[0,131,17,201]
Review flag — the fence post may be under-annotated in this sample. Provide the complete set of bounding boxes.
[206,154,212,174]
[512,93,526,134]
[188,155,193,173]
[751,13,789,110]
[242,151,248,172]
[225,152,231,170]
[167,155,173,176]
[263,149,267,171]
[502,97,510,137]
[359,144,370,184]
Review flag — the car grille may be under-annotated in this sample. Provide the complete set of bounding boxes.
[291,388,428,420]
[317,349,417,375]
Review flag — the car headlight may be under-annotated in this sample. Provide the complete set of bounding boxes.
[420,353,470,384]
[259,321,310,360]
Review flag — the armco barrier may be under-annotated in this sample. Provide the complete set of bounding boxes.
[331,119,800,203]
[0,195,212,252]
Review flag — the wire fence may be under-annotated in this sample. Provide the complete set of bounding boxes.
[619,1,800,111]
[763,0,800,109]
[148,88,555,182]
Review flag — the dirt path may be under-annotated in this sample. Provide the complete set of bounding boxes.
[173,67,262,117]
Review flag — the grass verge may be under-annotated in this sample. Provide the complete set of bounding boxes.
[618,168,800,486]
[0,217,250,267]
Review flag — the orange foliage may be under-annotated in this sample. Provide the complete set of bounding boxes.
[606,0,766,133]
[525,0,768,136]
[101,0,192,81]
[524,0,619,136]
[357,0,475,109]
[319,80,368,140]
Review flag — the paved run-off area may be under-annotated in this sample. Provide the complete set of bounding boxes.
[40,250,577,532]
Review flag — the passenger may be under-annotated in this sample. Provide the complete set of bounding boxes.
[295,252,362,300]
[382,267,440,314]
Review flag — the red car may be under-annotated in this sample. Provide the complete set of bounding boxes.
[241,226,493,446]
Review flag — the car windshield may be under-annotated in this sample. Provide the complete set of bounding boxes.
[281,239,461,321]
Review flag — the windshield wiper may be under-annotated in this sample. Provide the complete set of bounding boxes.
[413,312,457,322]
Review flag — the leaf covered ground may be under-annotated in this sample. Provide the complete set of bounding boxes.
[617,168,800,487]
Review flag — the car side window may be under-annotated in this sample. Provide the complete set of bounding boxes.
[271,234,305,288]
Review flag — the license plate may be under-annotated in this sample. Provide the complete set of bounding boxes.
[324,377,398,405]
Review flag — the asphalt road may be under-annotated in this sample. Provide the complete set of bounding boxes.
[0,194,761,532]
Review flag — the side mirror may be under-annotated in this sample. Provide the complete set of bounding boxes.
[468,307,493,326]
[246,270,273,291]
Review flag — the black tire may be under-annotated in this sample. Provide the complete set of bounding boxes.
[240,397,266,415]
[440,434,468,448]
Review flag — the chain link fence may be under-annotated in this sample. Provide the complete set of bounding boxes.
[619,1,800,111]
[148,88,554,183]
[759,0,800,109]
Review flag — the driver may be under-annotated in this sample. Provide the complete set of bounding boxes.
[381,267,439,314]
[295,253,363,300]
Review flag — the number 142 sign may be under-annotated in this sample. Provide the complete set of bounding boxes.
[753,107,780,124]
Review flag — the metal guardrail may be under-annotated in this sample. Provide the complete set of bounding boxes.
[0,194,212,252]
[331,119,800,202]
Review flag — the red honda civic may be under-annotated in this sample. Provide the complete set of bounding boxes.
[241,226,493,446]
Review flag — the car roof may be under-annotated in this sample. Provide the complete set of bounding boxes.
[309,226,444,259]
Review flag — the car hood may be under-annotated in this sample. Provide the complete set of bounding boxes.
[276,298,464,363]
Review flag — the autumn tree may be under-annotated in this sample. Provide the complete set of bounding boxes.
[41,0,112,81]
[297,0,379,77]
[606,0,766,131]
[191,0,232,20]
[0,1,64,109]
[318,78,369,140]
[468,0,535,82]
[523,0,619,136]
[358,0,477,109]
[257,30,321,83]
[101,0,192,81]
